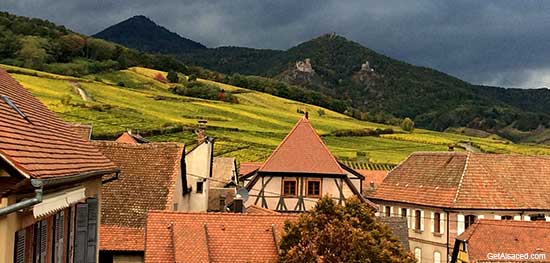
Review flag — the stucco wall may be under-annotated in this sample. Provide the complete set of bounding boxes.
[182,142,213,212]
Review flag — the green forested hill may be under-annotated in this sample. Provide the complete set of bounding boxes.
[0,11,186,76]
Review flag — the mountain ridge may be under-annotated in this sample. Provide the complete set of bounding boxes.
[93,15,206,54]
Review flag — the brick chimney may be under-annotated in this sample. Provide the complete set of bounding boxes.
[196,119,207,143]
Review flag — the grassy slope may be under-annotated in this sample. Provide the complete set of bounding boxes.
[5,64,550,164]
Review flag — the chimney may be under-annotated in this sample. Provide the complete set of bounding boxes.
[448,145,454,152]
[305,112,309,119]
[233,195,244,213]
[369,181,375,191]
[196,119,207,143]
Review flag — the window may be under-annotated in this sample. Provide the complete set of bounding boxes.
[306,179,321,197]
[385,206,391,217]
[530,214,546,221]
[434,213,441,233]
[415,210,422,230]
[501,215,513,220]
[282,179,297,196]
[196,181,204,193]
[401,208,407,218]
[465,215,477,229]
[414,248,422,263]
[433,251,441,263]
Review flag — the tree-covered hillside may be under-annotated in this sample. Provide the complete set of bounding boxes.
[0,12,186,76]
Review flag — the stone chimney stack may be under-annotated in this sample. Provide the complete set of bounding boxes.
[233,196,244,213]
[196,119,207,143]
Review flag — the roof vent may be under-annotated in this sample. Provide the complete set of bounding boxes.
[1,95,32,124]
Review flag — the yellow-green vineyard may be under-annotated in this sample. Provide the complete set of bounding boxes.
[5,64,550,165]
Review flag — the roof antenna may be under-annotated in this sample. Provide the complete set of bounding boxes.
[1,95,32,124]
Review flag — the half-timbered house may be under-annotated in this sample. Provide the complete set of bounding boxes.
[242,116,367,212]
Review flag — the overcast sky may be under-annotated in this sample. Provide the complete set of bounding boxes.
[2,0,550,89]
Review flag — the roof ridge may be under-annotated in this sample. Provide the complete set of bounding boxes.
[453,152,470,206]
[92,140,184,148]
[148,210,297,217]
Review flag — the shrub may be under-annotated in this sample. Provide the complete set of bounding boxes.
[401,117,415,131]
[167,70,179,83]
[170,81,238,103]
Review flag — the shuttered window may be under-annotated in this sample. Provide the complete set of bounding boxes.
[14,229,26,263]
[73,198,99,263]
[74,203,88,263]
[53,211,65,263]
[86,198,98,263]
[33,220,48,263]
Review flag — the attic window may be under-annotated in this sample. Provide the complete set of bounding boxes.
[1,95,32,124]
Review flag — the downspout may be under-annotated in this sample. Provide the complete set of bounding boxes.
[446,210,450,263]
[0,179,43,217]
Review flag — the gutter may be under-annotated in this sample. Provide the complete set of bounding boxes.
[0,179,43,217]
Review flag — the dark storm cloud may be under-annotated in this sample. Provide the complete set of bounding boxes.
[1,0,550,88]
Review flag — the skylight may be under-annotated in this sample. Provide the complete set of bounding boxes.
[1,95,32,124]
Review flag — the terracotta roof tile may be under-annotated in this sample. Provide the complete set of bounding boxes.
[115,132,149,144]
[0,69,117,178]
[239,162,262,177]
[100,225,144,251]
[457,219,550,262]
[145,211,297,263]
[358,170,388,187]
[93,141,184,251]
[246,204,281,215]
[259,117,345,175]
[371,152,550,209]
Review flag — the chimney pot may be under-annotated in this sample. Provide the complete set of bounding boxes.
[196,119,207,143]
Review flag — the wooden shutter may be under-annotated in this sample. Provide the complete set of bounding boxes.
[54,212,65,263]
[74,203,88,263]
[40,220,47,263]
[86,198,98,263]
[14,229,26,263]
[457,214,465,234]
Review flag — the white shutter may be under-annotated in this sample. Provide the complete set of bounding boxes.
[478,215,484,219]
[397,207,402,216]
[430,212,435,233]
[457,214,465,234]
[514,215,521,221]
[494,214,501,220]
[441,213,446,234]
[524,215,531,221]
[420,210,425,231]
[408,209,412,228]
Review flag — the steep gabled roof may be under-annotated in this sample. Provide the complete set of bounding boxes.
[259,117,345,175]
[92,141,184,252]
[145,211,297,263]
[0,69,117,179]
[115,131,149,144]
[371,151,550,209]
[456,219,550,262]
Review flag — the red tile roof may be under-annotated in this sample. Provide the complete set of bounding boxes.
[457,219,550,262]
[93,141,184,251]
[371,152,550,209]
[145,211,297,263]
[259,117,345,175]
[239,162,262,178]
[100,226,145,251]
[358,169,388,187]
[0,69,117,179]
[246,204,280,215]
[115,131,149,144]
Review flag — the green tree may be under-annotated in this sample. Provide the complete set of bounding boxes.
[401,117,415,132]
[167,70,179,83]
[279,196,415,263]
[17,36,48,68]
